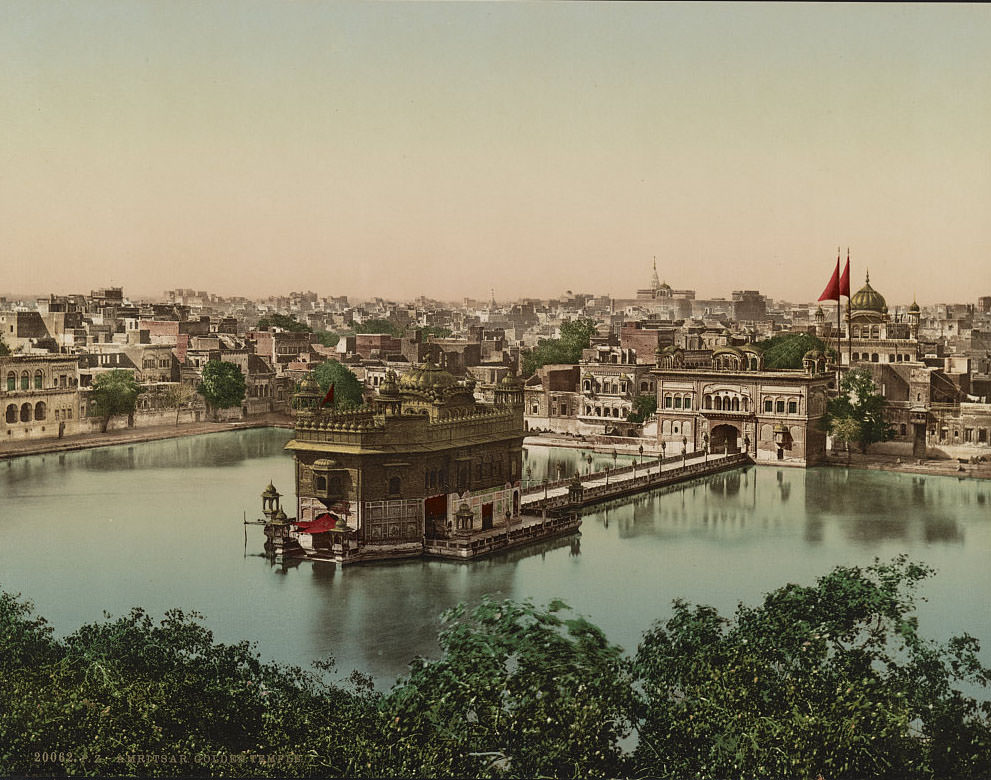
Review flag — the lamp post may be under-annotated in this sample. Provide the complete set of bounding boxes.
[586,453,593,475]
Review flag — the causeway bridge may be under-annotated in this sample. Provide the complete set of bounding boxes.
[520,450,752,513]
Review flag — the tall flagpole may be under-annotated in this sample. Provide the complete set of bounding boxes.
[836,247,841,389]
[846,248,852,369]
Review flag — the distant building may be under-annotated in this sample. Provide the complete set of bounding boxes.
[1,354,81,440]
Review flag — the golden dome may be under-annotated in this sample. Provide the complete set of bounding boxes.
[298,374,321,394]
[850,271,887,313]
[398,361,457,392]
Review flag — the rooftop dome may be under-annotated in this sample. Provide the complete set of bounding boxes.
[398,361,457,392]
[499,372,523,389]
[850,271,887,313]
[298,374,321,395]
[908,299,920,313]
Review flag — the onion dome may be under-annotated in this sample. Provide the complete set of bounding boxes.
[261,482,279,498]
[298,374,320,395]
[908,299,920,313]
[850,271,887,313]
[399,361,457,392]
[499,372,523,390]
[379,370,399,396]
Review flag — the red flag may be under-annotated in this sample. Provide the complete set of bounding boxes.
[320,383,335,408]
[818,258,841,302]
[839,250,851,298]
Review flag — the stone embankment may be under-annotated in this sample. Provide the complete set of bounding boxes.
[824,451,991,480]
[0,414,294,461]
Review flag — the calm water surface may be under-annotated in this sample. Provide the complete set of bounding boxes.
[2,428,989,684]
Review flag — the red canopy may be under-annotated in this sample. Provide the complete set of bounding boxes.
[295,513,338,534]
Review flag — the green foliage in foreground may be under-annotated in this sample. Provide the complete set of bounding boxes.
[2,557,989,779]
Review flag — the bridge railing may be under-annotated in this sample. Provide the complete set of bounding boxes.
[523,452,751,512]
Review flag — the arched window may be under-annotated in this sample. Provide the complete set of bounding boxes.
[388,476,401,495]
[900,423,907,435]
[714,396,723,411]
[5,404,16,423]
[583,380,591,391]
[6,372,15,391]
[20,372,29,390]
[20,402,31,422]
[852,326,860,338]
[640,382,648,392]
[34,370,43,390]
[871,353,879,363]
[732,397,740,411]
[315,475,327,491]
[852,352,859,361]
[704,395,712,410]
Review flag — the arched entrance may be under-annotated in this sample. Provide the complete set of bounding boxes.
[710,424,740,454]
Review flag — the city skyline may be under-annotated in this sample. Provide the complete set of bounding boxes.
[3,2,989,304]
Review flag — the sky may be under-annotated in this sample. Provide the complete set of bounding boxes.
[2,2,990,305]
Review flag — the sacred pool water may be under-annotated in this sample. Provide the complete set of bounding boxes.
[2,427,988,684]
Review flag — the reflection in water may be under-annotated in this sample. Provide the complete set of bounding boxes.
[804,469,964,544]
[0,430,987,685]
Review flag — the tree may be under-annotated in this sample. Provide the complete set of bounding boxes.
[90,369,144,433]
[419,325,453,340]
[1,560,990,778]
[313,330,340,348]
[753,332,829,370]
[384,598,634,779]
[0,593,384,778]
[521,317,598,378]
[627,394,658,423]
[312,360,364,408]
[196,361,246,418]
[353,318,403,336]
[634,556,991,780]
[822,367,893,453]
[255,313,310,332]
[163,383,197,426]
[830,415,861,462]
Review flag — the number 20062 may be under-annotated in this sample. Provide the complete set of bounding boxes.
[35,752,73,764]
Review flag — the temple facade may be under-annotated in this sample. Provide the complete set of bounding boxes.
[653,346,832,466]
[281,361,527,563]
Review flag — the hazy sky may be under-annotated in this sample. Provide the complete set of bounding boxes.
[2,2,989,305]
